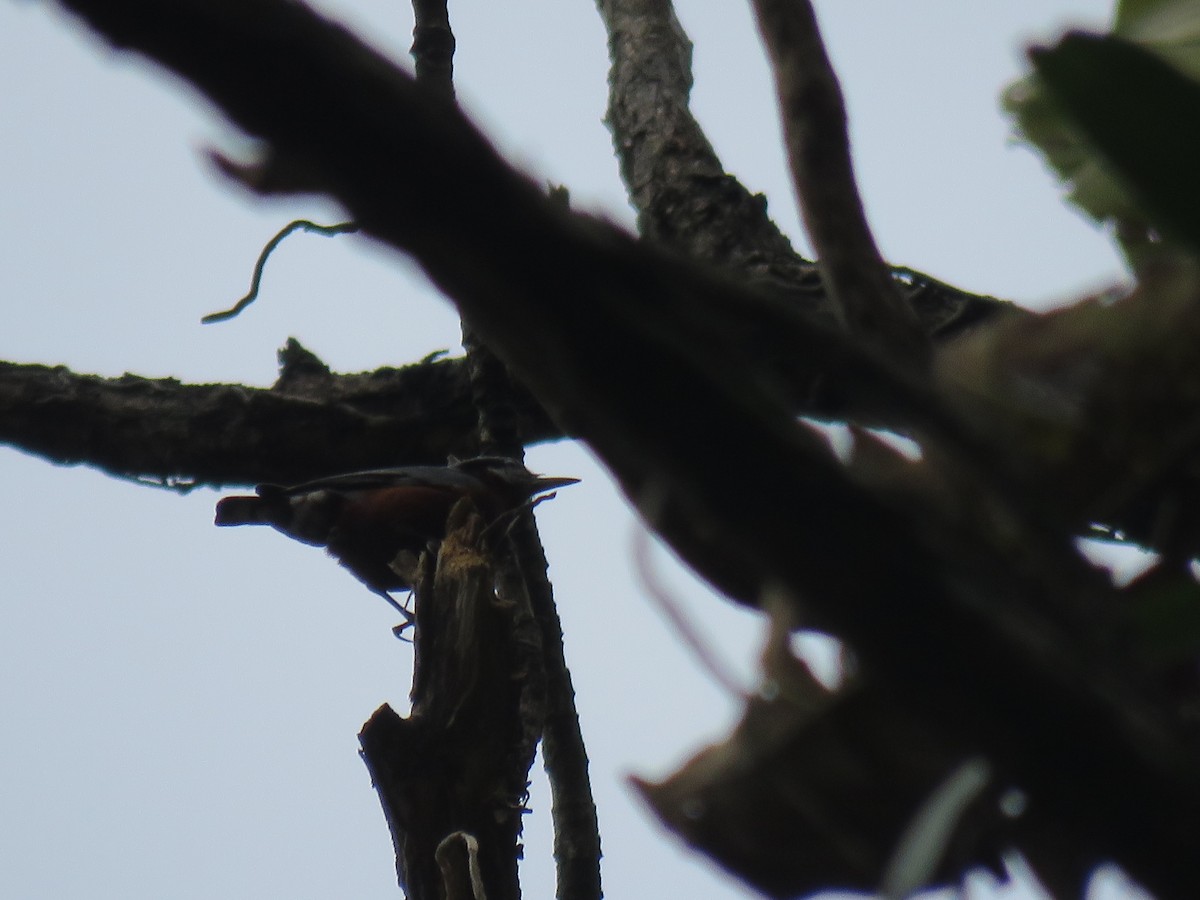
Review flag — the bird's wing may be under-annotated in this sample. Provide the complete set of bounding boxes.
[265,466,483,497]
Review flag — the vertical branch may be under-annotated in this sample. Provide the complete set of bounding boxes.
[361,9,537,900]
[464,314,604,900]
[459,206,604,900]
[508,516,603,900]
[750,0,929,367]
[409,6,602,899]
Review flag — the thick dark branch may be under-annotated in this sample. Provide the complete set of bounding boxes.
[24,2,981,491]
[11,0,1013,497]
[750,0,929,366]
[0,308,959,491]
[0,350,556,486]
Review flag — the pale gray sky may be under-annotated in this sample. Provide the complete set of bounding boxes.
[0,1,1141,898]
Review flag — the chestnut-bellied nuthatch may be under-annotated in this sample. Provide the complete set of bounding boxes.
[215,456,579,615]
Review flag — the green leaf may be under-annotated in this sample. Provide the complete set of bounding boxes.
[1002,73,1137,223]
[1115,0,1182,35]
[1032,32,1200,255]
[1115,0,1200,78]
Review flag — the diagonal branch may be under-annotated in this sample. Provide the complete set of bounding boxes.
[595,0,1002,340]
[597,0,823,293]
[750,0,929,366]
[11,4,1013,494]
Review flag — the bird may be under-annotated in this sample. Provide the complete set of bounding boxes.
[214,456,579,617]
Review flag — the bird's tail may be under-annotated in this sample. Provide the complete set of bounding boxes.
[214,495,275,526]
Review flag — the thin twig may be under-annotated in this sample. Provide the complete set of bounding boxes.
[201,219,357,323]
[750,0,928,367]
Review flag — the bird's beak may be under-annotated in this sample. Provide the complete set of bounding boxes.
[532,475,581,492]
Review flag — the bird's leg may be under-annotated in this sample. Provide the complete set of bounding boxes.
[373,587,412,617]
[373,588,415,641]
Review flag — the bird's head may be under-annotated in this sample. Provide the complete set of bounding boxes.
[449,455,580,503]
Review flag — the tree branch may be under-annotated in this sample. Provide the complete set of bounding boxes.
[410,0,455,102]
[597,0,819,287]
[750,0,929,366]
[594,0,1003,340]
[0,348,555,486]
[8,0,1015,492]
[360,509,529,900]
[409,2,602,894]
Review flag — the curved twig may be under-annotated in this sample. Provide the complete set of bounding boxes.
[201,219,358,323]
